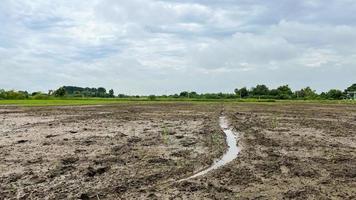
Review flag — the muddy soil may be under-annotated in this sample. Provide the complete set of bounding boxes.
[0,103,225,199]
[1,103,355,199]
[223,103,356,199]
[161,103,356,200]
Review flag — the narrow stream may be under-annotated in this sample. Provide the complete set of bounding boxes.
[179,116,240,181]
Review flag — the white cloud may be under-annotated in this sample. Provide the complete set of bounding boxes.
[299,49,340,68]
[0,0,355,94]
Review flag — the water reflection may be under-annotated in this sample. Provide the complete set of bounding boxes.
[179,116,240,181]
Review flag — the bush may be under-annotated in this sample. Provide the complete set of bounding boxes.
[148,95,156,101]
[326,89,344,100]
[0,90,28,99]
[31,93,51,100]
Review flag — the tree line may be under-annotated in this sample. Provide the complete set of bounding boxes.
[0,86,115,100]
[233,84,356,100]
[0,84,355,100]
[52,86,115,98]
[155,83,355,100]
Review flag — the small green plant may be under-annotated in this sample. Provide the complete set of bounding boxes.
[271,115,279,129]
[210,132,222,149]
[161,126,169,145]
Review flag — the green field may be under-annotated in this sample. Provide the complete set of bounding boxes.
[0,98,354,107]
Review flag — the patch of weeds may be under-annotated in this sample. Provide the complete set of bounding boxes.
[270,114,279,129]
[210,132,223,151]
[161,126,170,145]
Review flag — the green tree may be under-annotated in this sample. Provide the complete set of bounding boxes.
[320,92,327,99]
[326,89,343,100]
[73,91,83,97]
[18,91,29,99]
[296,87,318,99]
[269,89,279,97]
[345,83,356,92]
[234,88,239,95]
[179,91,189,98]
[239,87,249,98]
[32,93,50,99]
[189,91,198,98]
[2,90,27,99]
[345,83,356,99]
[234,88,246,98]
[251,84,269,96]
[109,89,114,98]
[276,85,293,99]
[97,87,107,97]
[0,89,5,99]
[54,87,66,97]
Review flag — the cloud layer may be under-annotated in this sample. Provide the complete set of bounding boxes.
[0,0,355,94]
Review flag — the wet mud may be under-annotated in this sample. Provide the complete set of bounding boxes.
[1,103,355,199]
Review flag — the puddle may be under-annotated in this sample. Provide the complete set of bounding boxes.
[179,116,240,181]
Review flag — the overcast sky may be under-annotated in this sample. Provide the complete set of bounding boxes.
[0,0,355,94]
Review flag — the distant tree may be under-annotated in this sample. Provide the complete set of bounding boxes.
[32,93,50,99]
[2,90,28,99]
[0,89,5,99]
[276,85,293,99]
[97,87,107,97]
[148,95,156,101]
[326,89,343,100]
[234,88,242,98]
[296,87,318,99]
[238,87,249,98]
[269,89,279,97]
[189,91,198,98]
[345,83,356,92]
[251,85,269,97]
[109,89,114,98]
[62,86,85,96]
[73,91,83,97]
[18,91,29,99]
[344,83,356,99]
[53,87,66,97]
[179,91,189,98]
[319,92,327,99]
[31,92,40,96]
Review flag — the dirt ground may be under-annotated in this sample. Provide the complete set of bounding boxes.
[1,102,355,199]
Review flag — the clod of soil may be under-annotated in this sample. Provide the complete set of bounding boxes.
[16,140,29,144]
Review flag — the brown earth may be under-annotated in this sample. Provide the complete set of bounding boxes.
[0,102,355,199]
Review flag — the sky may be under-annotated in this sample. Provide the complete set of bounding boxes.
[0,0,355,95]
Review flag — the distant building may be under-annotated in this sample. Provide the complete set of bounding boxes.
[347,91,356,100]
